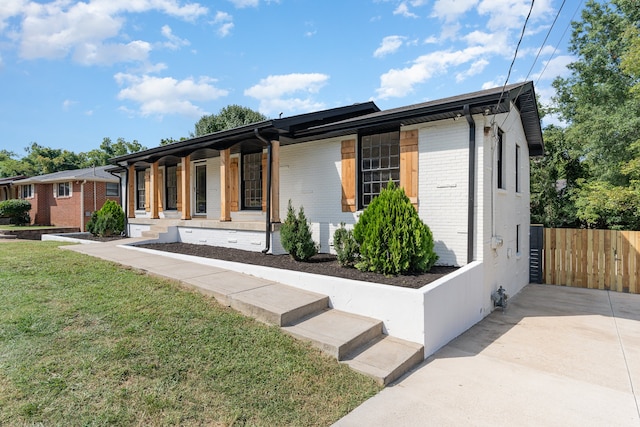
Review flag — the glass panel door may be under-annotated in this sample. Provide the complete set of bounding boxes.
[195,164,207,214]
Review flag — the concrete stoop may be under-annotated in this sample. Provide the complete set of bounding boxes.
[221,281,424,386]
[140,224,170,240]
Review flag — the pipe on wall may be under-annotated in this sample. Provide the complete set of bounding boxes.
[463,104,476,264]
[254,128,272,254]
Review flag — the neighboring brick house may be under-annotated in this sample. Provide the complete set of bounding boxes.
[0,176,26,201]
[14,166,121,230]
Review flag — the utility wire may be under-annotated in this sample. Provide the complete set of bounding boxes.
[492,0,536,119]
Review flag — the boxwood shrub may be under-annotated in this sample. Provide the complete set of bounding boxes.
[0,199,31,225]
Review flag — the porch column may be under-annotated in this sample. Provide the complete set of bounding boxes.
[127,164,135,218]
[181,155,191,220]
[220,148,231,221]
[150,160,159,219]
[271,140,280,223]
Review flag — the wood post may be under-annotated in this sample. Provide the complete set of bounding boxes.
[150,161,159,219]
[181,155,191,220]
[127,164,135,218]
[220,149,231,221]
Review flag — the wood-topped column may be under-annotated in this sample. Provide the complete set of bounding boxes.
[150,161,159,219]
[181,155,191,220]
[220,149,231,221]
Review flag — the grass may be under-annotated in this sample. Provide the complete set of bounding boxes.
[0,241,380,426]
[0,225,61,230]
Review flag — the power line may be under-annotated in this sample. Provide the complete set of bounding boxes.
[493,0,536,117]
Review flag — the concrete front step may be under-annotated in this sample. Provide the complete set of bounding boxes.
[229,283,329,326]
[282,309,383,360]
[343,335,425,386]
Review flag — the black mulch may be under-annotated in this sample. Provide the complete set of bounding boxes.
[135,242,458,289]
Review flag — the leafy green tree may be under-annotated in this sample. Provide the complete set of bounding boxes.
[79,137,147,167]
[22,143,83,175]
[193,105,267,137]
[0,150,35,177]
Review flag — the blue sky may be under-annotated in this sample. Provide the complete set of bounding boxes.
[0,0,583,156]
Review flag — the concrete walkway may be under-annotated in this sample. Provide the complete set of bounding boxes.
[57,238,640,425]
[335,284,640,427]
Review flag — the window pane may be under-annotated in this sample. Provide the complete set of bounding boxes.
[359,130,401,208]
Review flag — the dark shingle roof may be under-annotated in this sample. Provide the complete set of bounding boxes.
[13,166,118,184]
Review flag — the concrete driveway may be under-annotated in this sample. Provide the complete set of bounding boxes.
[336,284,640,426]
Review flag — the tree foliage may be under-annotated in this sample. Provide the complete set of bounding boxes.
[352,182,437,275]
[193,105,267,137]
[534,0,640,230]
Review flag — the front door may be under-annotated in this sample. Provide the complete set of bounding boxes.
[195,164,206,214]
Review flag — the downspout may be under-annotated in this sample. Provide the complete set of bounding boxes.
[80,180,87,231]
[464,104,476,264]
[254,129,272,254]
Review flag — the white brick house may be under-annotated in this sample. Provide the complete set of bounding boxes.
[113,81,542,312]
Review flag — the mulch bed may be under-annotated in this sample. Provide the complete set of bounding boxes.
[135,242,458,289]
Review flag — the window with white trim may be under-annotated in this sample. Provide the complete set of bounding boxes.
[136,170,146,210]
[56,182,71,198]
[165,165,177,210]
[21,184,33,199]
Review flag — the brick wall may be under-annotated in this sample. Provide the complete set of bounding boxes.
[26,181,121,230]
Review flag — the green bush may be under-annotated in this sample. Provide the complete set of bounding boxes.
[87,200,125,237]
[332,223,360,267]
[352,182,438,275]
[279,200,318,261]
[0,199,31,225]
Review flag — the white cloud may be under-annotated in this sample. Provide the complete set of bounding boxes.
[160,25,189,50]
[477,0,554,31]
[13,0,207,64]
[374,35,405,58]
[115,73,229,117]
[213,11,234,37]
[62,99,77,111]
[227,0,259,8]
[455,58,489,82]
[431,0,478,22]
[0,0,28,33]
[376,31,508,99]
[244,73,329,115]
[394,3,418,18]
[531,54,574,82]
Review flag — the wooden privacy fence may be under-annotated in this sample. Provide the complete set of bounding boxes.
[544,228,640,294]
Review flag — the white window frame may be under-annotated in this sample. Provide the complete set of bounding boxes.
[55,182,71,198]
[21,184,33,199]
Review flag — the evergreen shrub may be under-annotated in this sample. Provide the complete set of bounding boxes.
[86,200,125,237]
[0,199,31,225]
[352,182,438,275]
[279,200,318,261]
[332,222,360,267]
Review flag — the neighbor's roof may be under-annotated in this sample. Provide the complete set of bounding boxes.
[0,175,27,185]
[13,166,119,184]
[112,81,543,165]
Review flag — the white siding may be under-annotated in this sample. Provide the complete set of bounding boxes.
[279,137,358,253]
[418,121,470,267]
[480,107,531,310]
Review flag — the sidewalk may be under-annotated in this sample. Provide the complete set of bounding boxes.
[63,239,640,426]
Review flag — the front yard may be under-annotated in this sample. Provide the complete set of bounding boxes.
[0,241,380,426]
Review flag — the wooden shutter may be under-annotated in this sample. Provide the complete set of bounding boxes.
[341,139,356,212]
[400,130,418,209]
[230,157,239,212]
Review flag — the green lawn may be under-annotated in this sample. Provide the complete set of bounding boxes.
[0,241,380,426]
[0,225,59,230]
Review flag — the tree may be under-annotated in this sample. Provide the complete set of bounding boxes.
[193,105,267,137]
[22,143,84,175]
[538,0,640,229]
[79,137,147,167]
[0,150,34,177]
